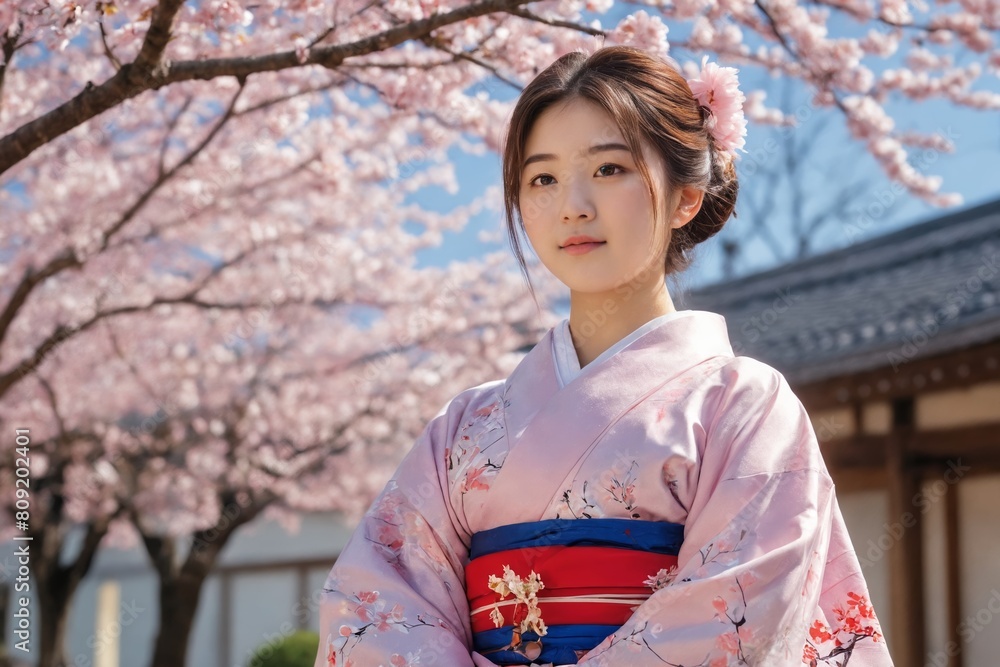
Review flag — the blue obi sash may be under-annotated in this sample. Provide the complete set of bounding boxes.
[465,518,684,665]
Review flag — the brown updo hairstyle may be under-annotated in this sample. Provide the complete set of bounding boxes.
[501,45,739,300]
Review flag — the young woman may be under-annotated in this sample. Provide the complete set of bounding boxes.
[314,46,893,667]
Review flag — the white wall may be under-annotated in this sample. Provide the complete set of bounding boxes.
[958,474,1000,666]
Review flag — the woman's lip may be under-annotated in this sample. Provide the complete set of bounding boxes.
[561,241,606,255]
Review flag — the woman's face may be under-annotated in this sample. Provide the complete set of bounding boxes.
[518,97,676,295]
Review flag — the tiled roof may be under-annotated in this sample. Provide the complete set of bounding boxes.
[684,197,1000,385]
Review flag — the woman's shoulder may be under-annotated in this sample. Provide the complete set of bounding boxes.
[701,353,796,399]
[436,377,508,422]
[695,354,813,439]
[701,354,831,476]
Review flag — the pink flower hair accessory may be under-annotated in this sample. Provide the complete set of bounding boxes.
[686,55,748,157]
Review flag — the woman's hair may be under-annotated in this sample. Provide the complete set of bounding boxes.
[501,45,739,300]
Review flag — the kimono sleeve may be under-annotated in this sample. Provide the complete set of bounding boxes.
[314,386,487,667]
[577,357,889,667]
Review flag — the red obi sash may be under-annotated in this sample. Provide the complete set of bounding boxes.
[465,518,684,665]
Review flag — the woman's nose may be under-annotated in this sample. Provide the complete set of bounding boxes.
[560,173,595,222]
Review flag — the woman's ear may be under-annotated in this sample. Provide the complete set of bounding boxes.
[669,186,705,229]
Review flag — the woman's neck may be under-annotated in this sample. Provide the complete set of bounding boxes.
[567,280,676,368]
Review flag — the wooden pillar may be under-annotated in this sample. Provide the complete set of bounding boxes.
[944,475,963,667]
[886,397,925,666]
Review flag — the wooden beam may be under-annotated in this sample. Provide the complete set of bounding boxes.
[820,423,1000,472]
[820,434,887,469]
[796,339,1000,411]
[827,466,886,493]
[945,476,963,667]
[909,423,1000,469]
[886,398,925,666]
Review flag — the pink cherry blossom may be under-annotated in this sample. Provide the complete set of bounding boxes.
[686,56,748,155]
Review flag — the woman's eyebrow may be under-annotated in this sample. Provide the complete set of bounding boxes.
[522,142,631,169]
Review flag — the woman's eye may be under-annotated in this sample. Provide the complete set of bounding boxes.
[528,164,622,187]
[528,174,555,187]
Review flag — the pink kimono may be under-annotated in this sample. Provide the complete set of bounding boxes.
[314,310,893,666]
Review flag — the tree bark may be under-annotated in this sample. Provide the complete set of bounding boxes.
[0,0,540,176]
[30,473,112,667]
[144,492,273,667]
[148,572,210,667]
[33,563,72,667]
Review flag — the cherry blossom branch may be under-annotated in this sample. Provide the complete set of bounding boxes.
[0,0,538,175]
[0,86,244,364]
[0,291,348,400]
[36,375,68,440]
[305,0,383,49]
[0,249,82,363]
[97,9,123,71]
[750,1,855,115]
[0,23,22,108]
[104,322,162,406]
[506,7,606,36]
[338,56,456,70]
[107,152,321,252]
[133,0,186,75]
[234,80,343,116]
[156,95,195,179]
[100,80,246,247]
[419,37,524,90]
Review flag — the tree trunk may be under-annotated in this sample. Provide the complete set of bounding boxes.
[34,570,73,667]
[144,492,272,667]
[148,573,209,667]
[32,517,108,667]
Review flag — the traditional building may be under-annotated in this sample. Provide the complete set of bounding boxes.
[688,197,1000,667]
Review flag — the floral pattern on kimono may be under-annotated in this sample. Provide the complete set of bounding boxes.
[558,459,642,519]
[803,591,884,665]
[366,480,456,579]
[324,589,437,666]
[446,387,509,495]
[586,524,764,666]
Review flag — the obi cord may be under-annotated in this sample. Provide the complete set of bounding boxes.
[466,517,684,665]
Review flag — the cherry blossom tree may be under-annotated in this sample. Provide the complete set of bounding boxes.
[1,1,998,666]
[0,249,547,667]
